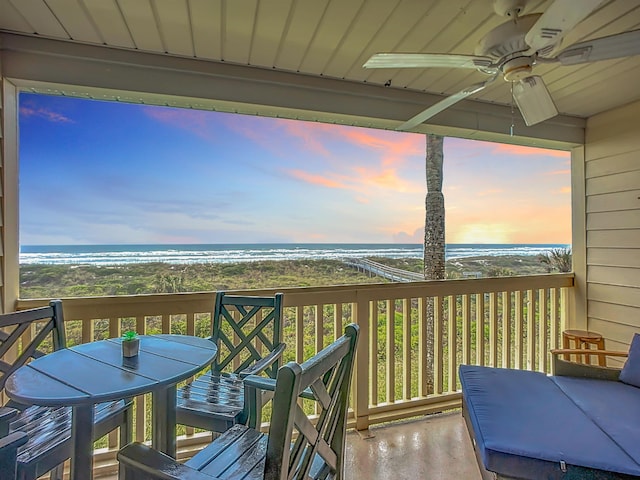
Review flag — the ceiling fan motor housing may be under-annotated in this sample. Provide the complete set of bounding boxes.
[502,57,533,81]
[475,13,541,59]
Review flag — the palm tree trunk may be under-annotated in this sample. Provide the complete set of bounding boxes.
[424,134,445,394]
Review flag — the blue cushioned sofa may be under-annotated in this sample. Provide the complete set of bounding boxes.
[460,345,640,480]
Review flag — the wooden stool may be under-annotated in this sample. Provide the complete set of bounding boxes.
[562,329,606,366]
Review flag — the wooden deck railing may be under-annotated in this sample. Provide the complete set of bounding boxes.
[14,273,574,474]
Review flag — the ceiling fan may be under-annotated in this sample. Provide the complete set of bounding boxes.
[363,0,640,130]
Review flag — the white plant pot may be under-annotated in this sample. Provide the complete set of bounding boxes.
[122,338,140,357]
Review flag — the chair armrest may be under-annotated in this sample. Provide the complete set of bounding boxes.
[239,343,286,377]
[550,349,628,358]
[550,349,626,380]
[0,431,28,476]
[243,371,318,429]
[0,407,19,437]
[243,375,277,391]
[118,443,219,480]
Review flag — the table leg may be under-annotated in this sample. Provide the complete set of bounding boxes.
[152,384,177,457]
[70,404,94,480]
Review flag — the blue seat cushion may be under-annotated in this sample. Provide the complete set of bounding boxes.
[460,365,640,478]
[551,375,640,466]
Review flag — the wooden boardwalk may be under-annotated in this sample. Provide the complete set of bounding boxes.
[344,258,424,282]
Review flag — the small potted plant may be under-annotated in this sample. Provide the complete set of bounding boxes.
[122,330,140,357]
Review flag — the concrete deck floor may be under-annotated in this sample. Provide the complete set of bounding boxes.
[96,411,482,479]
[345,412,482,480]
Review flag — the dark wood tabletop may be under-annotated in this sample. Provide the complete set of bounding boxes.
[5,334,217,480]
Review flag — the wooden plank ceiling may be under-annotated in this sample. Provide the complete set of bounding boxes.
[1,0,639,121]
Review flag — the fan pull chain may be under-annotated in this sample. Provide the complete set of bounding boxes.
[510,82,515,136]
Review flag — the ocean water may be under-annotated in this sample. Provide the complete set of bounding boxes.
[19,243,570,266]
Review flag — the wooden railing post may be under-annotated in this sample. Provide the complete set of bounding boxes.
[353,291,370,431]
[561,286,572,332]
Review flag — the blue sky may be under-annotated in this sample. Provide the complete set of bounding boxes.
[18,93,571,245]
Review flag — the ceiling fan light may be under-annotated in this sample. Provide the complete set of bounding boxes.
[513,76,558,126]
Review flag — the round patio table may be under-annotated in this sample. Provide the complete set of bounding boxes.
[5,334,217,480]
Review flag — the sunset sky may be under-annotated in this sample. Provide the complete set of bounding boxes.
[18,93,571,246]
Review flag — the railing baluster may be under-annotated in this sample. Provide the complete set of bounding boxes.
[134,315,147,441]
[161,314,170,334]
[502,291,512,369]
[315,304,323,353]
[561,287,570,332]
[434,296,443,395]
[109,316,119,339]
[462,294,471,366]
[369,300,378,408]
[527,289,535,370]
[539,288,549,372]
[334,303,342,340]
[475,293,485,366]
[418,297,428,397]
[82,319,94,344]
[183,312,196,437]
[447,295,457,392]
[402,298,411,400]
[385,299,395,404]
[550,288,559,350]
[295,306,304,363]
[514,291,523,370]
[354,295,370,431]
[489,293,498,367]
[136,316,146,335]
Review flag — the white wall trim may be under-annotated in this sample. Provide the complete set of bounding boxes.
[570,145,587,329]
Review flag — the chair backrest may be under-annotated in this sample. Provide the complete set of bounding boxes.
[0,300,65,393]
[264,323,359,480]
[212,292,283,377]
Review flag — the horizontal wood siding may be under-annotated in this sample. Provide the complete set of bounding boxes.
[585,99,640,350]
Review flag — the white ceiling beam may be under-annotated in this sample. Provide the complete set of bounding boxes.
[0,33,584,148]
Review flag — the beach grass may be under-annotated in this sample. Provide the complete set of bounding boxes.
[19,255,551,299]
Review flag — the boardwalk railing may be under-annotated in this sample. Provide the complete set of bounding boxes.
[344,258,424,282]
[14,273,574,473]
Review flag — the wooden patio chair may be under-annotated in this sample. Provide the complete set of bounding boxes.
[118,323,359,480]
[0,432,27,479]
[176,292,285,433]
[0,300,133,480]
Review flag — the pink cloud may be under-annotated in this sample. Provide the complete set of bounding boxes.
[272,119,423,166]
[546,169,571,175]
[20,106,73,123]
[352,167,422,193]
[143,107,214,141]
[492,143,570,158]
[338,129,423,166]
[393,228,423,243]
[285,169,348,189]
[275,119,332,156]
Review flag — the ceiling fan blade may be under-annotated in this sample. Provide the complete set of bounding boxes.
[363,53,495,70]
[396,76,498,131]
[513,76,558,126]
[556,29,640,65]
[525,0,607,53]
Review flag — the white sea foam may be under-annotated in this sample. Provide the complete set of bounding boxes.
[19,243,569,266]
